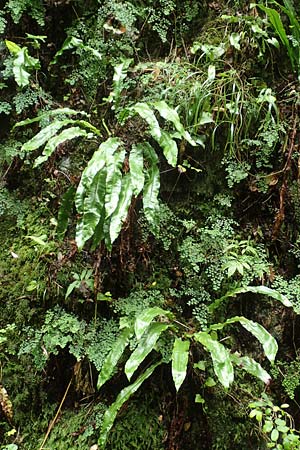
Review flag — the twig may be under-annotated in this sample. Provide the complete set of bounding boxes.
[38,376,72,450]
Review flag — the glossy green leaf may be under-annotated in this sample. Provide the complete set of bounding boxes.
[129,144,145,196]
[14,108,88,128]
[210,316,278,364]
[131,103,161,140]
[229,32,241,50]
[104,149,126,219]
[205,377,216,387]
[142,143,160,233]
[107,58,132,107]
[109,173,133,246]
[98,361,161,449]
[13,54,31,87]
[271,428,279,442]
[6,41,40,88]
[230,353,271,384]
[76,152,104,217]
[199,333,234,388]
[263,420,274,433]
[21,119,75,152]
[97,326,133,389]
[5,40,21,55]
[134,307,171,340]
[51,36,83,65]
[195,394,205,404]
[65,280,80,299]
[171,338,190,391]
[194,332,234,388]
[238,285,292,307]
[125,322,169,381]
[153,100,196,145]
[75,137,121,215]
[158,130,178,167]
[237,317,278,364]
[57,185,76,238]
[34,126,89,167]
[209,285,292,312]
[76,169,107,250]
[75,137,135,250]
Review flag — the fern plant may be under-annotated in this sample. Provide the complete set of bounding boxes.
[95,286,292,448]
[15,97,196,250]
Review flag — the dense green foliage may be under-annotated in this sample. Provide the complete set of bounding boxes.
[1,0,300,449]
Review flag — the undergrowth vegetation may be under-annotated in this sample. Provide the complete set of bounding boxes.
[1,1,300,449]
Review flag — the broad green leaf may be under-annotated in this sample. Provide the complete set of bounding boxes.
[194,331,234,388]
[34,126,89,167]
[142,143,160,233]
[210,316,278,363]
[171,338,190,391]
[271,428,279,442]
[57,185,76,238]
[238,285,292,307]
[209,285,292,312]
[12,49,31,88]
[76,169,107,250]
[208,65,216,81]
[108,58,132,107]
[194,360,206,371]
[237,317,278,364]
[205,377,216,387]
[257,5,294,70]
[229,32,241,50]
[267,37,280,48]
[158,130,178,167]
[51,36,83,65]
[91,212,105,250]
[131,103,161,140]
[6,43,40,87]
[129,144,145,196]
[153,101,196,145]
[51,36,102,65]
[5,40,21,55]
[109,173,133,246]
[98,361,161,449]
[21,119,76,152]
[72,119,102,136]
[75,140,121,249]
[65,280,80,299]
[201,43,226,60]
[125,322,169,381]
[198,111,214,125]
[230,353,271,384]
[104,149,126,219]
[14,108,88,128]
[195,393,205,404]
[263,420,274,433]
[134,307,171,340]
[97,326,133,389]
[75,137,121,214]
